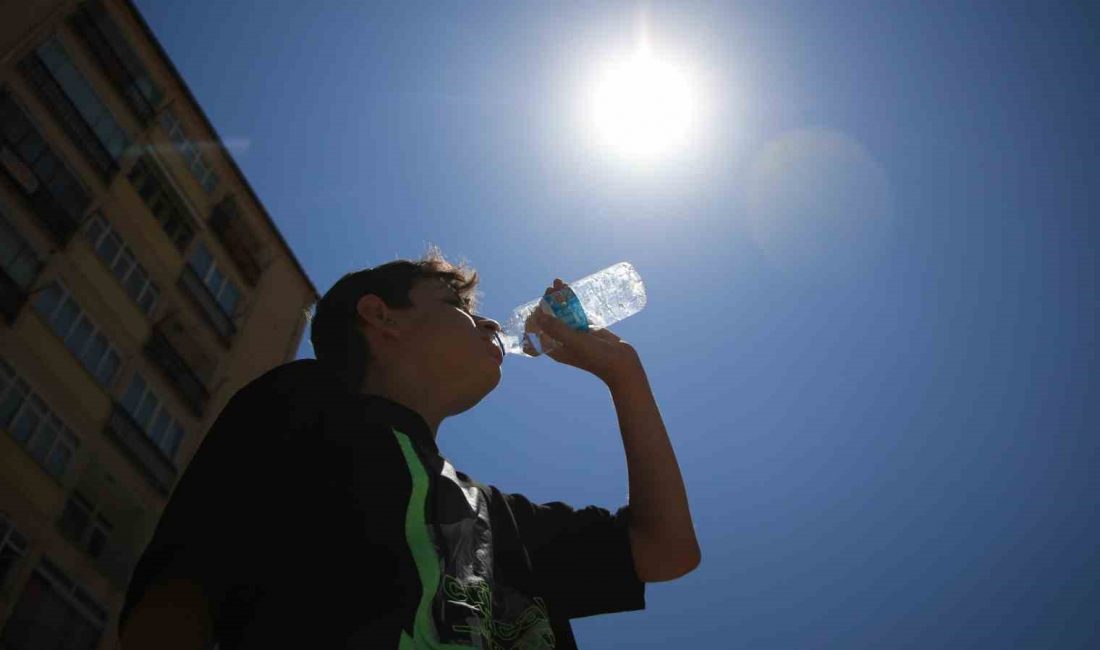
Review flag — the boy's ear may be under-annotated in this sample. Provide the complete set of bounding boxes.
[356,294,387,328]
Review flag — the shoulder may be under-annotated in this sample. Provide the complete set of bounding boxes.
[236,359,344,404]
[224,360,348,428]
[190,361,351,476]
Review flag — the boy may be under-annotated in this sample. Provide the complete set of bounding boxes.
[119,246,699,649]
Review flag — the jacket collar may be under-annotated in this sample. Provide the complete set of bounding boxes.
[354,393,439,457]
[259,360,440,457]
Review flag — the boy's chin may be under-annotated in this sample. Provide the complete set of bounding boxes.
[453,376,500,414]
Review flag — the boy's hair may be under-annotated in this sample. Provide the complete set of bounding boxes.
[305,244,480,393]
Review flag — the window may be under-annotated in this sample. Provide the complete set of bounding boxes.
[0,559,106,650]
[187,240,241,318]
[0,358,80,480]
[0,513,29,590]
[110,247,135,285]
[120,372,185,460]
[31,280,121,388]
[83,213,159,317]
[0,91,89,237]
[70,0,163,123]
[159,109,219,193]
[0,201,43,291]
[57,492,112,560]
[22,36,130,175]
[127,156,195,251]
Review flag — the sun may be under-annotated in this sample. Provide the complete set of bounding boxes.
[589,44,696,161]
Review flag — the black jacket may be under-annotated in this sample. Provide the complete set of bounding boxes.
[120,359,645,648]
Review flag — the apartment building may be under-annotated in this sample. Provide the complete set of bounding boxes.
[0,1,319,648]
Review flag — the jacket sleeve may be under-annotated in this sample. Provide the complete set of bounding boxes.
[502,492,646,620]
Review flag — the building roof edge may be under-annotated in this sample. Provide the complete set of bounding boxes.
[120,0,321,305]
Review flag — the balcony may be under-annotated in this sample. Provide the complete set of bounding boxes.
[0,210,43,326]
[0,89,91,247]
[209,197,265,287]
[178,266,236,346]
[30,182,86,246]
[0,145,87,248]
[69,0,162,125]
[0,265,29,325]
[18,53,117,181]
[104,402,176,496]
[58,466,147,590]
[128,156,196,252]
[143,324,210,418]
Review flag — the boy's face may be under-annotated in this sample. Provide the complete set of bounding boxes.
[361,277,503,412]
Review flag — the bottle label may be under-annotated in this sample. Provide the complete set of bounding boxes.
[541,286,590,332]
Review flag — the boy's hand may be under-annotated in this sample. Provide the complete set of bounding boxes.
[526,279,642,385]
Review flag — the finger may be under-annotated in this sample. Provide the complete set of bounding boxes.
[535,309,572,340]
[532,312,567,347]
[553,323,587,349]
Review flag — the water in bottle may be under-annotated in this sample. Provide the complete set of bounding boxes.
[498,261,647,357]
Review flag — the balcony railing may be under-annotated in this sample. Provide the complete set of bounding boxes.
[178,266,236,346]
[144,326,210,418]
[209,197,264,287]
[103,402,177,495]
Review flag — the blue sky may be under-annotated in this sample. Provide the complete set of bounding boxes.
[134,1,1098,647]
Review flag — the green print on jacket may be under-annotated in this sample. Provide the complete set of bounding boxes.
[391,428,557,649]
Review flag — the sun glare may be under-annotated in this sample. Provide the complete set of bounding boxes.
[589,44,696,161]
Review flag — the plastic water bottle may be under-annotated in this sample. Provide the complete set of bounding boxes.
[498,262,647,357]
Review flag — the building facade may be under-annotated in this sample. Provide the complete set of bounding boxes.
[0,1,319,648]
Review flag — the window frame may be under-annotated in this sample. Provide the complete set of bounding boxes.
[83,212,160,317]
[0,358,80,481]
[30,278,122,390]
[120,371,186,461]
[187,240,242,319]
[58,491,113,560]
